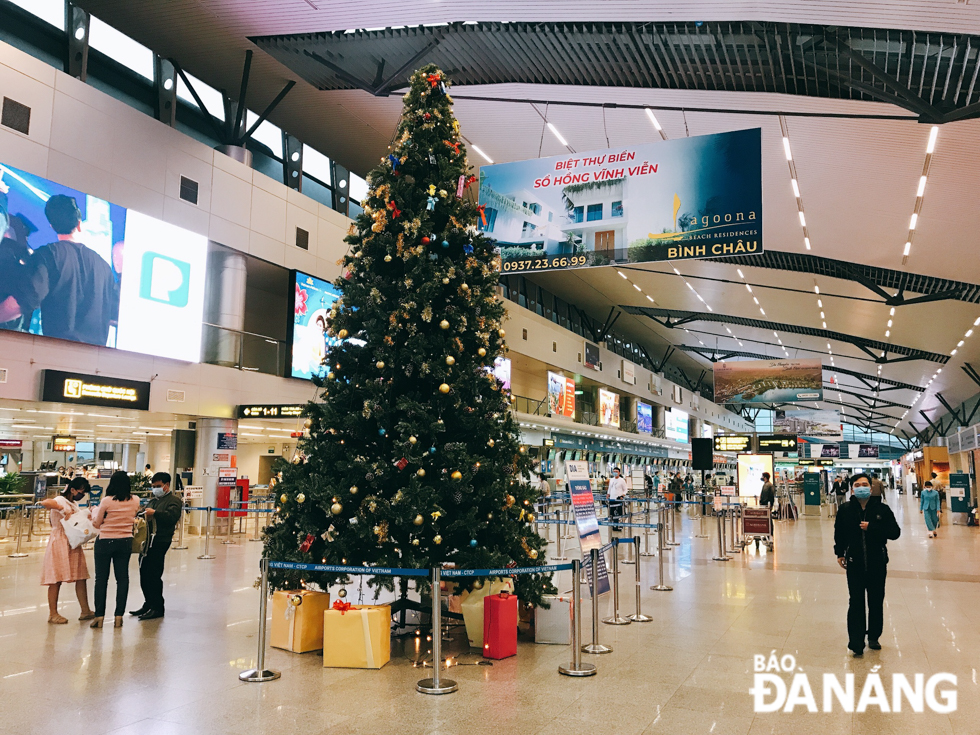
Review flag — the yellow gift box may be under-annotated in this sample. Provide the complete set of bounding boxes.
[270,590,332,653]
[323,604,391,669]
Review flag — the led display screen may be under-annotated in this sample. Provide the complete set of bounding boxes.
[598,388,620,428]
[636,401,653,434]
[290,270,342,380]
[664,408,689,443]
[547,371,575,417]
[0,162,208,361]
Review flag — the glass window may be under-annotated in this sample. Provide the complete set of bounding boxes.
[612,200,624,217]
[89,16,154,81]
[587,203,603,221]
[541,290,554,322]
[10,0,64,29]
[571,206,584,223]
[302,144,332,186]
[177,72,226,122]
[349,173,369,203]
[548,211,553,222]
[301,174,333,209]
[479,207,497,232]
[521,221,536,237]
[246,111,283,159]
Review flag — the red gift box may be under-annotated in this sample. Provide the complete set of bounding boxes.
[483,591,518,659]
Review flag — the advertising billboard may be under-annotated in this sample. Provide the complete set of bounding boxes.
[290,270,342,380]
[477,128,762,272]
[598,388,620,428]
[492,356,511,392]
[665,408,689,443]
[774,409,843,440]
[859,444,879,458]
[0,161,208,361]
[713,358,823,404]
[636,401,653,434]
[547,371,575,417]
[737,453,774,499]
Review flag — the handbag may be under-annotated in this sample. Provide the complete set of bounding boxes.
[58,498,99,549]
[132,515,148,554]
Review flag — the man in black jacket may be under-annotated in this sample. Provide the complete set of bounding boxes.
[131,472,183,620]
[834,473,901,656]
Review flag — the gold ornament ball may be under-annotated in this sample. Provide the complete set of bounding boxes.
[498,329,506,337]
[409,435,418,444]
[439,383,451,394]
[461,283,469,291]
[279,493,288,503]
[529,549,539,559]
[330,502,343,515]
[304,418,313,428]
[338,329,348,339]
[327,372,335,380]
[445,356,455,366]
[384,255,392,262]
[473,580,483,589]
[451,470,463,481]
[414,514,424,526]
[350,485,359,494]
[488,439,495,447]
[478,347,487,357]
[376,361,385,369]
[417,468,426,477]
[442,278,450,285]
[433,535,443,545]
[506,494,516,507]
[337,588,347,598]
[439,319,450,330]
[296,493,306,504]
[412,539,420,546]
[519,445,527,453]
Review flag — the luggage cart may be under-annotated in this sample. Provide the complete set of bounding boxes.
[742,506,774,551]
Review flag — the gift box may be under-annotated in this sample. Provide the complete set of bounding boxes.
[271,590,332,653]
[460,579,513,649]
[483,592,518,659]
[323,603,391,669]
[534,596,571,645]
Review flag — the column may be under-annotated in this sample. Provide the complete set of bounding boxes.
[203,249,248,367]
[192,418,239,532]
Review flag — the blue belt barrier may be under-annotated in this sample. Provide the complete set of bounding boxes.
[442,563,572,578]
[184,506,276,513]
[268,561,429,577]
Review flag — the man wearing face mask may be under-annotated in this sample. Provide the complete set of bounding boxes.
[130,472,182,620]
[834,473,901,656]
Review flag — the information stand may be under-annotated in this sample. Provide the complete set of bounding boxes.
[949,472,971,522]
[566,461,610,596]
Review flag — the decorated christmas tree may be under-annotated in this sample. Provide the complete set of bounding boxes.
[263,65,554,606]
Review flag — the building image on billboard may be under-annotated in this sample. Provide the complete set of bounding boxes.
[477,129,763,272]
[713,358,823,404]
[636,401,653,434]
[0,161,208,362]
[775,409,843,440]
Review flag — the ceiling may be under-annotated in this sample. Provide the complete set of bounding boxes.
[72,1,980,440]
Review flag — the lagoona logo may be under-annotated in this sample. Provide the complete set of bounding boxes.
[750,653,957,713]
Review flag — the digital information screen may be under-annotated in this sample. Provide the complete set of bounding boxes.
[714,434,752,452]
[758,434,799,452]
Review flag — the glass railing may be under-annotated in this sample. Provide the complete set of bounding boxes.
[201,323,286,377]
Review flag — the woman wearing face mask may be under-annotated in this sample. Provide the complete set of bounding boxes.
[919,481,941,538]
[834,473,901,656]
[39,477,96,624]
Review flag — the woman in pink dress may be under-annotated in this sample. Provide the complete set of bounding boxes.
[39,477,95,624]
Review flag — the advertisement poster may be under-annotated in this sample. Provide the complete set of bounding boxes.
[0,161,208,361]
[621,359,635,385]
[584,341,600,370]
[598,388,620,428]
[290,271,342,380]
[736,453,774,499]
[478,128,762,272]
[216,432,238,450]
[664,408,689,443]
[491,356,511,391]
[566,461,610,596]
[713,358,823,404]
[636,401,653,434]
[809,443,840,459]
[774,409,843,440]
[547,371,575,417]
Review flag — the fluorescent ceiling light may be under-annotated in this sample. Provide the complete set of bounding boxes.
[798,211,806,227]
[547,122,568,146]
[791,179,800,198]
[645,108,662,131]
[903,242,911,256]
[633,284,641,292]
[887,320,892,327]
[646,295,654,302]
[814,285,820,294]
[909,213,918,230]
[804,237,811,250]
[782,137,793,160]
[471,145,494,164]
[745,284,752,293]
[926,126,939,154]
[916,176,927,197]
[737,269,744,278]
[890,307,895,316]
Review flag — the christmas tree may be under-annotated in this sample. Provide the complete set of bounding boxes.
[263,65,554,607]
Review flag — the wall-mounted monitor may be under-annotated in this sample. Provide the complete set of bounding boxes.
[288,270,342,380]
[0,161,208,361]
[584,341,600,370]
[664,408,689,443]
[598,388,620,428]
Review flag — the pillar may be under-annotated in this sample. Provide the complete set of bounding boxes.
[192,418,238,531]
[203,249,247,367]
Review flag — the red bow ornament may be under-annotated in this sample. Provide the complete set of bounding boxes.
[445,140,461,155]
[387,200,401,218]
[476,204,488,226]
[426,73,441,88]
[332,600,352,615]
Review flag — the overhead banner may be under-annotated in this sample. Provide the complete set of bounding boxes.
[774,409,843,440]
[566,461,610,596]
[547,371,575,417]
[478,128,763,273]
[713,358,823,404]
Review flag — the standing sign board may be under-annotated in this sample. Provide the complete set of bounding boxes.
[803,473,821,506]
[949,472,971,514]
[566,461,610,596]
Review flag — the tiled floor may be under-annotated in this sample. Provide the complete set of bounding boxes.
[1,490,978,734]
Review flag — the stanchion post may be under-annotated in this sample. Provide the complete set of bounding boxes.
[198,507,216,559]
[222,505,237,545]
[173,495,188,550]
[553,510,568,561]
[696,492,709,538]
[651,505,672,591]
[250,500,263,542]
[713,502,731,562]
[8,504,28,558]
[667,497,679,546]
[602,540,630,625]
[582,548,612,654]
[640,499,655,557]
[559,559,597,676]
[629,536,653,621]
[417,567,458,694]
[621,501,636,565]
[239,558,281,682]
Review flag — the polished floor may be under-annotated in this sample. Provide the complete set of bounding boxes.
[1,491,978,734]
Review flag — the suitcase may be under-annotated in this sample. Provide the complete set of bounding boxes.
[534,596,571,645]
[483,591,518,659]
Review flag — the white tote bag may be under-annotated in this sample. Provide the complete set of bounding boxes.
[58,497,99,549]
